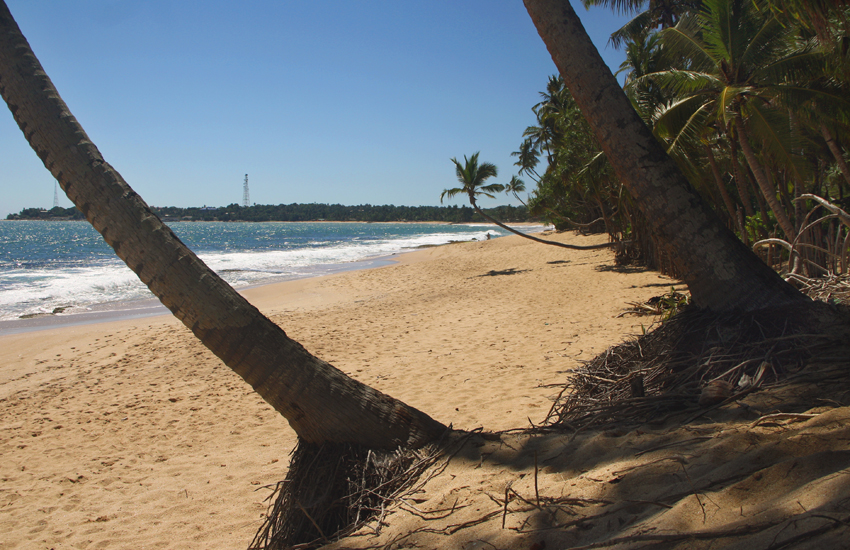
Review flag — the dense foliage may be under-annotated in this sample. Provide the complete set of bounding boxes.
[7,203,532,224]
[5,206,86,220]
[518,0,850,279]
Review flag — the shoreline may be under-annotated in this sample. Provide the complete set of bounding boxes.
[0,255,402,337]
[1,231,680,549]
[0,224,548,336]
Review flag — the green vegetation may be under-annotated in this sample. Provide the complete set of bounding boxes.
[6,203,532,223]
[521,0,850,280]
[5,206,85,220]
[442,152,616,250]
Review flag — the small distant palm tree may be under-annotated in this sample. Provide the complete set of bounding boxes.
[505,175,528,207]
[442,153,613,250]
[511,139,542,183]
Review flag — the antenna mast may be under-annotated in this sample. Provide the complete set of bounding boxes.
[242,174,250,207]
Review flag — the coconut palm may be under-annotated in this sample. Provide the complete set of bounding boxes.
[583,0,702,47]
[441,152,504,205]
[0,1,444,452]
[523,0,805,310]
[649,0,819,239]
[511,138,542,183]
[505,175,528,207]
[443,153,613,250]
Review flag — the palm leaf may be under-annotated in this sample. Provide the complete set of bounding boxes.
[440,187,465,204]
[745,102,810,183]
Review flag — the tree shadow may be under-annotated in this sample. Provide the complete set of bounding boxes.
[474,268,531,277]
[400,303,850,549]
[430,381,850,550]
[595,264,649,274]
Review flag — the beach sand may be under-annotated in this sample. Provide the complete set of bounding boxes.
[2,231,848,549]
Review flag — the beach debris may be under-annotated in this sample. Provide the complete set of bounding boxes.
[249,431,460,549]
[698,380,735,407]
[544,302,847,431]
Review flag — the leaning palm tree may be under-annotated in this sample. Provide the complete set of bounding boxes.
[0,0,443,453]
[0,3,444,546]
[523,0,805,310]
[442,153,613,250]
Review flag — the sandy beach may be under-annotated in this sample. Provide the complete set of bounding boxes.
[2,231,848,549]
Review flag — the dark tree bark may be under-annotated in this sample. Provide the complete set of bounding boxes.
[735,113,797,240]
[0,1,445,450]
[821,123,850,187]
[523,0,805,311]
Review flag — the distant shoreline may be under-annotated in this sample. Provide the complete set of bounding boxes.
[6,202,535,224]
[3,218,543,225]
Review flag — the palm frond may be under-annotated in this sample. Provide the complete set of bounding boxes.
[610,10,656,49]
[582,0,647,16]
[755,47,826,86]
[745,102,810,182]
[661,24,719,72]
[654,96,714,154]
[479,183,506,195]
[440,187,465,204]
[644,69,724,96]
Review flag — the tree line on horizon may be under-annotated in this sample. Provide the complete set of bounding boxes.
[6,202,533,223]
[517,0,850,280]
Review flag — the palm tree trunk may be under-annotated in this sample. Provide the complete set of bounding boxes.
[735,113,797,241]
[522,0,804,311]
[749,165,773,238]
[0,1,445,450]
[704,144,740,231]
[820,123,850,187]
[468,195,612,250]
[728,135,756,218]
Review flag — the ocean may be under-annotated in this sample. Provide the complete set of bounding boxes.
[0,220,545,325]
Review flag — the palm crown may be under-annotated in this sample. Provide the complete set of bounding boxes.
[441,152,504,206]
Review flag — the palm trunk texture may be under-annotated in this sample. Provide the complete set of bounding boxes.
[821,124,850,187]
[735,113,797,240]
[705,145,740,231]
[523,0,804,311]
[0,2,445,450]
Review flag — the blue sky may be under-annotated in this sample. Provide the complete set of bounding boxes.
[0,1,632,218]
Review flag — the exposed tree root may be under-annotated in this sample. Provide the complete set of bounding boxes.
[248,432,458,549]
[545,300,850,432]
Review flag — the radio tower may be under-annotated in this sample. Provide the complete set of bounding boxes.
[242,174,250,207]
[53,181,59,208]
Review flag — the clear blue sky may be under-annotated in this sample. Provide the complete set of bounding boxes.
[0,1,632,218]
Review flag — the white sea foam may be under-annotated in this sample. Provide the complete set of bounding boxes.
[0,223,546,321]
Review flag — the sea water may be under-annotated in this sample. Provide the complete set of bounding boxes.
[0,220,544,323]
